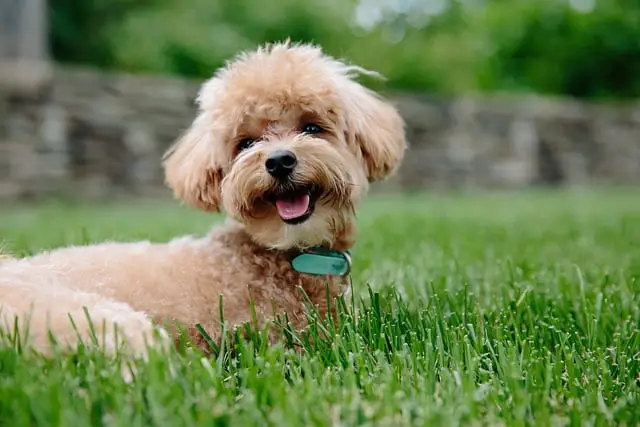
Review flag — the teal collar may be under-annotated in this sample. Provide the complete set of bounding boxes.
[290,247,352,276]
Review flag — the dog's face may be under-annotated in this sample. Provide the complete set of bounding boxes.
[163,42,406,249]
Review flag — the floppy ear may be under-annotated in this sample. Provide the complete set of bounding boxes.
[162,113,224,212]
[342,80,407,182]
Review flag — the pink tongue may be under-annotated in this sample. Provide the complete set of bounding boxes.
[275,194,310,220]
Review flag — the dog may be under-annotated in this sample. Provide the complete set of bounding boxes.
[0,42,407,357]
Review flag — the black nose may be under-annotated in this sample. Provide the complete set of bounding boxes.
[265,150,297,179]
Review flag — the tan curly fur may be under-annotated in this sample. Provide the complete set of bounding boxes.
[0,41,407,357]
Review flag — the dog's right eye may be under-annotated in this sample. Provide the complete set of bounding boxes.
[237,138,256,152]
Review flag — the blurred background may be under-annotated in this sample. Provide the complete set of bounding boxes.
[0,0,639,201]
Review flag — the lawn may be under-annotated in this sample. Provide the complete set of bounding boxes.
[0,188,638,426]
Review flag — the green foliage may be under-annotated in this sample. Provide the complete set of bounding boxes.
[49,0,155,68]
[474,0,640,98]
[0,189,639,425]
[48,0,640,99]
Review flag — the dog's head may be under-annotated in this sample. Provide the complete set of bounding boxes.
[163,42,406,249]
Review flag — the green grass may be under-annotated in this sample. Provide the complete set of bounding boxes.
[0,188,639,426]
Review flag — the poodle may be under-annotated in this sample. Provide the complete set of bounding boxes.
[0,42,407,357]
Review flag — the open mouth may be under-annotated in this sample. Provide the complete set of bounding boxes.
[271,187,317,225]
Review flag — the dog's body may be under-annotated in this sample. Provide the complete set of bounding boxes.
[0,42,406,356]
[0,220,349,353]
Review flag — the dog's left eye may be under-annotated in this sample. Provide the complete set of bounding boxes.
[302,123,323,134]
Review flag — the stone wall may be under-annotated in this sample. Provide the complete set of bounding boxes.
[1,66,639,200]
